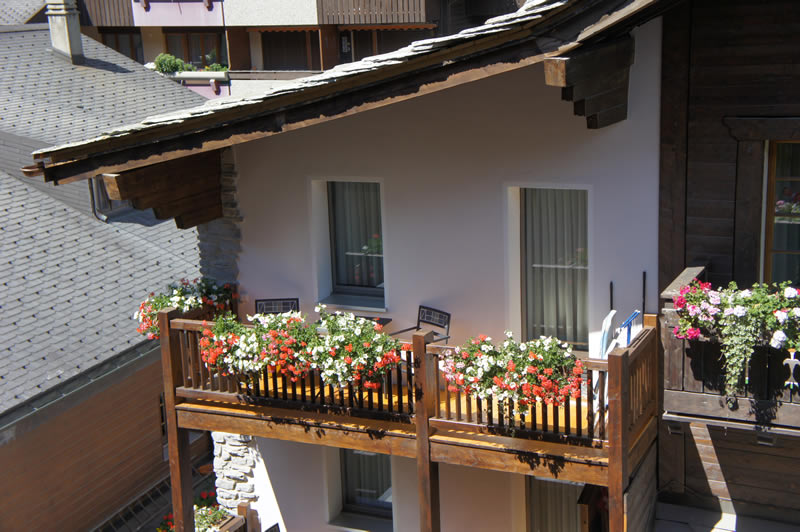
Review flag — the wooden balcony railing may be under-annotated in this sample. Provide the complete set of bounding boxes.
[660,267,800,432]
[428,345,609,444]
[160,309,660,531]
[320,0,429,25]
[169,318,416,422]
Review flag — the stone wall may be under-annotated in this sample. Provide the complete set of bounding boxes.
[212,432,258,510]
[198,147,242,284]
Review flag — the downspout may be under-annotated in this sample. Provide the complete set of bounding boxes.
[89,178,107,222]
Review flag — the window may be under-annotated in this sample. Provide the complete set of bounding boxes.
[765,142,800,284]
[521,188,588,346]
[340,449,392,519]
[261,30,320,70]
[328,182,384,300]
[101,30,144,63]
[165,29,227,69]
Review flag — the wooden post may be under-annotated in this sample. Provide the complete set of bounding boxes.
[159,308,194,531]
[413,330,440,532]
[607,346,630,532]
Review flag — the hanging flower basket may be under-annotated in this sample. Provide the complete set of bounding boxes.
[198,306,408,391]
[438,332,582,414]
[672,278,800,397]
[134,278,237,339]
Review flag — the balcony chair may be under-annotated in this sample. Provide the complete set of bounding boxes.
[254,298,300,314]
[599,309,617,360]
[390,305,451,344]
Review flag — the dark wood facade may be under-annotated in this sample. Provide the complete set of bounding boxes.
[658,0,800,524]
[78,0,135,27]
[0,353,210,531]
[659,0,800,291]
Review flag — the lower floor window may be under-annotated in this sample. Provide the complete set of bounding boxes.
[340,449,392,518]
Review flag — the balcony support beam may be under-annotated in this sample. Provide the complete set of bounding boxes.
[159,308,194,532]
[414,331,440,532]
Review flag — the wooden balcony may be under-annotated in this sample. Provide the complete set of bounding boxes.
[160,309,660,531]
[320,0,433,26]
[660,267,800,433]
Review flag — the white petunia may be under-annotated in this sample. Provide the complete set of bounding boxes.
[771,330,788,349]
[786,287,798,299]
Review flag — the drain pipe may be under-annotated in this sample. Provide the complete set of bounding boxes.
[89,178,107,222]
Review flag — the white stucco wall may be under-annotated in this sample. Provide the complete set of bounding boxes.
[223,0,320,26]
[132,0,224,27]
[251,438,527,532]
[233,18,662,355]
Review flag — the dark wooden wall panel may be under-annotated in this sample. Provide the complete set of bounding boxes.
[661,0,800,288]
[0,359,207,531]
[682,424,800,515]
[79,0,134,27]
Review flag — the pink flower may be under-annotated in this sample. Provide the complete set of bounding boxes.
[673,295,686,309]
[686,328,701,340]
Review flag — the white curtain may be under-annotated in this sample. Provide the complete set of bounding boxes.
[522,188,588,345]
[341,449,392,514]
[329,182,384,289]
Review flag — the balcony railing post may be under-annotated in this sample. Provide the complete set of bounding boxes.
[607,345,630,532]
[159,308,194,532]
[413,330,440,532]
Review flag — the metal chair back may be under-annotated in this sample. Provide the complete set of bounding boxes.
[417,305,451,337]
[254,298,300,315]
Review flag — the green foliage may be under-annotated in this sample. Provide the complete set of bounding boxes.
[673,279,800,396]
[204,63,229,72]
[154,53,196,74]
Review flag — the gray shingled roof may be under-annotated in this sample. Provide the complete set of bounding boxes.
[0,24,206,146]
[0,0,43,25]
[0,25,207,413]
[0,173,201,410]
[35,0,573,154]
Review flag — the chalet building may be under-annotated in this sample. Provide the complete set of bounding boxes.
[3,0,530,98]
[20,0,800,530]
[0,8,214,530]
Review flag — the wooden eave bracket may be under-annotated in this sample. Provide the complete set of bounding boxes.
[543,36,635,129]
[102,150,223,229]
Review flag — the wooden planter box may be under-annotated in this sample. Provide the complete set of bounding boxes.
[661,311,800,429]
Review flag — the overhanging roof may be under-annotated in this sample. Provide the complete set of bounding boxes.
[27,0,672,187]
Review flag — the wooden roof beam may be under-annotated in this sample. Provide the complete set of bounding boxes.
[544,36,634,129]
[101,150,223,229]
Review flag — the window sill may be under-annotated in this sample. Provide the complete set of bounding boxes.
[328,512,393,532]
[319,294,386,313]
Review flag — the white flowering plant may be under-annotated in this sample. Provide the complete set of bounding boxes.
[198,306,407,391]
[673,279,800,395]
[439,332,582,413]
[311,306,408,390]
[135,278,237,339]
[199,311,316,380]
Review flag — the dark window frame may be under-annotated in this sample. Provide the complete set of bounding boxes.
[327,181,385,299]
[339,449,393,520]
[100,28,144,63]
[763,140,800,284]
[163,27,227,68]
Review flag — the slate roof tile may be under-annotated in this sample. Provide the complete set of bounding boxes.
[0,24,205,410]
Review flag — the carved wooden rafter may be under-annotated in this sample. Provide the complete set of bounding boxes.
[543,36,635,129]
[102,150,222,229]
